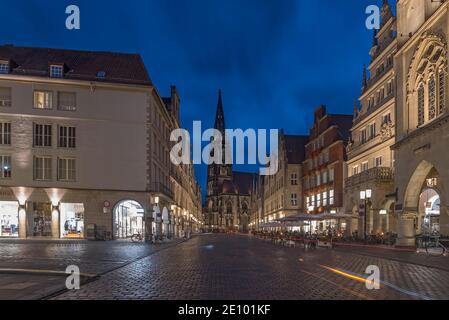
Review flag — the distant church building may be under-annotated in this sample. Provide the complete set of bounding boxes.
[204,90,255,232]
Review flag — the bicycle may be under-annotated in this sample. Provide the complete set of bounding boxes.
[131,232,144,243]
[423,235,447,256]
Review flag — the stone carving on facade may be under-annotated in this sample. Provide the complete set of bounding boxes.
[380,121,394,141]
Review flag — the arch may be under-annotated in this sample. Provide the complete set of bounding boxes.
[113,199,145,239]
[403,160,436,210]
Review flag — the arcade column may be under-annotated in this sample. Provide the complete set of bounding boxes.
[396,212,417,247]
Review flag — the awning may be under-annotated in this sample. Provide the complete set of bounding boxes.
[259,222,283,228]
[320,213,359,220]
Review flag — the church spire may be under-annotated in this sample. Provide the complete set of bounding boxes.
[214,89,226,133]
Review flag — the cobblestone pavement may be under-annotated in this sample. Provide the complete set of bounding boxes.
[0,238,185,299]
[53,234,449,300]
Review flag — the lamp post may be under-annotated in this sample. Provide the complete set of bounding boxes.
[360,189,372,243]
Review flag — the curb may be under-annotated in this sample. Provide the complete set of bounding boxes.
[332,243,417,252]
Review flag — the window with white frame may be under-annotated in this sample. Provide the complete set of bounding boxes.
[316,172,321,186]
[34,124,52,147]
[291,173,298,185]
[58,92,76,111]
[58,158,76,181]
[50,65,64,78]
[329,168,334,182]
[323,191,328,206]
[375,156,383,167]
[362,161,369,172]
[34,91,53,109]
[0,155,11,178]
[352,165,359,176]
[0,61,9,74]
[34,156,52,180]
[369,122,376,139]
[329,189,335,205]
[0,87,11,107]
[306,196,310,208]
[0,122,11,145]
[360,127,367,144]
[322,171,328,184]
[58,126,76,148]
[317,193,321,207]
[291,193,298,206]
[311,195,315,207]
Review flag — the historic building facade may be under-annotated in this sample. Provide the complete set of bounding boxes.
[302,106,352,232]
[0,45,202,240]
[393,0,449,245]
[204,91,255,232]
[261,131,308,224]
[344,0,397,237]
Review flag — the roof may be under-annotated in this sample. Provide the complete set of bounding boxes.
[219,171,255,196]
[284,135,308,164]
[232,171,255,195]
[0,45,152,86]
[328,114,353,142]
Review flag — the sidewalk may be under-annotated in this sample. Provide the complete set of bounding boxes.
[332,243,449,272]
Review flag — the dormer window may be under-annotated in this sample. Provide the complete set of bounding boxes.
[50,65,64,78]
[0,61,9,74]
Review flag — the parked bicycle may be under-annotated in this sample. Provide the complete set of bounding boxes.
[131,232,144,243]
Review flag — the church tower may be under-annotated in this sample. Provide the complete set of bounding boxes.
[206,90,232,199]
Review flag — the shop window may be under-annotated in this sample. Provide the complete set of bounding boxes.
[0,201,19,237]
[60,203,84,238]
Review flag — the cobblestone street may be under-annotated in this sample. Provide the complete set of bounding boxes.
[45,234,449,300]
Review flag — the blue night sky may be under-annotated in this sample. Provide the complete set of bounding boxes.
[0,0,393,197]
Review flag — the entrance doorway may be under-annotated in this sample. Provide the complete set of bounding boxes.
[0,201,19,237]
[113,200,145,239]
[60,203,85,239]
[418,188,440,235]
[29,202,52,237]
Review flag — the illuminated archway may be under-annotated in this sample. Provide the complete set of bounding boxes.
[113,200,145,239]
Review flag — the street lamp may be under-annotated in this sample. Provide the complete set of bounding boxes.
[360,189,372,243]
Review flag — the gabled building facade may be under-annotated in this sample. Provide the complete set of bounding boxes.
[344,0,397,237]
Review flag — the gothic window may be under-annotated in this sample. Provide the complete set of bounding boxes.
[226,202,232,215]
[417,83,425,127]
[428,75,436,121]
[439,69,446,114]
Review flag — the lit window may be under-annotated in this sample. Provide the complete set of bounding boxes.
[58,92,76,111]
[34,156,52,181]
[58,158,76,181]
[0,62,9,74]
[34,91,53,109]
[329,190,335,205]
[0,122,11,145]
[323,192,327,206]
[0,155,11,179]
[317,193,321,207]
[352,165,359,176]
[362,161,369,171]
[50,65,64,78]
